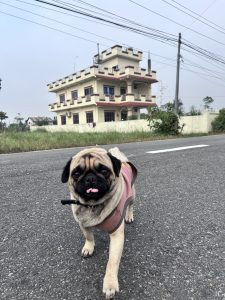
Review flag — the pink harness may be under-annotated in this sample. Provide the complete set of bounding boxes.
[96,162,137,233]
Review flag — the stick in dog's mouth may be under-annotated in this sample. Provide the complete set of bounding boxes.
[61,200,77,205]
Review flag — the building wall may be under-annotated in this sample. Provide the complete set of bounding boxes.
[55,79,151,101]
[101,57,140,69]
[32,112,219,133]
[57,106,131,125]
[57,106,99,125]
[179,111,219,134]
[56,79,97,102]
[96,80,121,95]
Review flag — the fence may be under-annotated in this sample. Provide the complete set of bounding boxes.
[31,111,218,134]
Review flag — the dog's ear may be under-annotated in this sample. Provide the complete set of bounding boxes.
[61,158,72,183]
[107,153,121,177]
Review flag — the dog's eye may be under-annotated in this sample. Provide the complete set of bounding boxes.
[72,169,82,180]
[99,167,110,177]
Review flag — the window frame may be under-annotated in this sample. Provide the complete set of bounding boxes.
[104,111,115,122]
[59,93,65,103]
[73,113,79,124]
[84,86,93,96]
[86,111,94,123]
[71,90,78,101]
[61,115,66,125]
[120,87,126,95]
[103,85,115,96]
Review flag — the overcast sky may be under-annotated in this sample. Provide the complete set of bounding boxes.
[1,0,225,122]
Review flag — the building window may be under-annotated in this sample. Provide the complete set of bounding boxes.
[73,113,79,124]
[61,115,66,125]
[120,87,126,95]
[59,94,65,103]
[104,111,115,122]
[84,86,93,96]
[86,111,93,123]
[71,90,78,100]
[104,86,114,95]
[121,111,128,121]
[112,65,119,71]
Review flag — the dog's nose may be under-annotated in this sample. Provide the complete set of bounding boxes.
[85,173,97,185]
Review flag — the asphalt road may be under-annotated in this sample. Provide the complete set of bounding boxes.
[1,134,225,300]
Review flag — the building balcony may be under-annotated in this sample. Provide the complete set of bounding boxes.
[47,66,157,92]
[48,94,156,112]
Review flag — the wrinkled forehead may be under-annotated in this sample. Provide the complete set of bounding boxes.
[71,149,111,170]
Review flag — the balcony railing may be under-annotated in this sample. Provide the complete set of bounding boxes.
[49,94,154,111]
[48,66,157,91]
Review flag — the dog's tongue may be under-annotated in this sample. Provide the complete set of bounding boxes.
[86,188,99,193]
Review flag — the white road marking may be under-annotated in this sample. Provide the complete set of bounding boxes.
[146,144,209,154]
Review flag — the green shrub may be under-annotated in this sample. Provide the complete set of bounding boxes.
[147,106,184,135]
[211,108,225,132]
[34,127,47,132]
[127,115,138,120]
[7,123,29,132]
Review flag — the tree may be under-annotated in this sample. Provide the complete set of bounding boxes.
[0,111,8,122]
[36,119,50,126]
[0,111,8,131]
[14,113,24,125]
[211,108,225,132]
[202,96,214,110]
[187,105,201,116]
[161,99,184,116]
[53,117,57,125]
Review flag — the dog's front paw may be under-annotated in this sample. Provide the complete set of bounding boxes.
[103,276,119,299]
[81,241,95,257]
[125,211,134,223]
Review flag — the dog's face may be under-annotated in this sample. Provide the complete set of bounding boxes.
[61,148,121,203]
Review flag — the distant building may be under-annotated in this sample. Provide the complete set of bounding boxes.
[26,117,54,126]
[48,45,158,125]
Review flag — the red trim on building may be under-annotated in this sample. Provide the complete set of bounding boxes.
[96,101,156,107]
[96,74,158,83]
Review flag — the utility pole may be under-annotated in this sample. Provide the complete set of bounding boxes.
[97,43,100,65]
[147,51,151,74]
[0,78,2,91]
[174,33,181,114]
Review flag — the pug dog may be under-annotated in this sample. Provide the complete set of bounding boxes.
[61,147,137,299]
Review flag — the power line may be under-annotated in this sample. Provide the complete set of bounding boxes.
[52,0,177,39]
[0,1,125,45]
[5,0,225,75]
[128,0,225,47]
[181,62,224,81]
[32,0,225,65]
[180,65,225,88]
[0,1,183,66]
[0,7,175,67]
[169,0,225,33]
[183,57,225,77]
[33,0,178,45]
[0,10,109,46]
[159,0,225,36]
[181,41,225,66]
[65,0,225,67]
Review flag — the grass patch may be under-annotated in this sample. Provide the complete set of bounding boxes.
[0,131,209,154]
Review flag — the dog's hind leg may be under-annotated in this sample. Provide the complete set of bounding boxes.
[103,220,124,299]
[80,225,95,257]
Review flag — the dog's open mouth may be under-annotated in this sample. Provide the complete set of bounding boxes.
[86,188,99,194]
